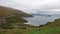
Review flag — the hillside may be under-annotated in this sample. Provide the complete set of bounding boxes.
[25,18,60,34]
[0,6,33,17]
[0,6,33,25]
[0,18,60,34]
[0,6,34,29]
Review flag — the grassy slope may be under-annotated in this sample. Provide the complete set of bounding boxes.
[27,26,60,34]
[0,18,60,34]
[26,18,60,34]
[5,16,27,23]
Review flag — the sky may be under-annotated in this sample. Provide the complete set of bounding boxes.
[0,0,60,14]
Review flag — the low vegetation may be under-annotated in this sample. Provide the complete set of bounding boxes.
[0,23,14,29]
[5,16,28,23]
[0,18,60,34]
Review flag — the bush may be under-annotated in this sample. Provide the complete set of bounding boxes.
[19,26,27,29]
[46,22,52,24]
[39,25,44,27]
[0,23,14,29]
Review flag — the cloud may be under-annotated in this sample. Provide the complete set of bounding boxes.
[0,0,60,13]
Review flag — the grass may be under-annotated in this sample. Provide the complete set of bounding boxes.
[26,26,60,34]
[0,18,60,34]
[0,26,60,34]
[0,16,28,29]
[5,16,27,23]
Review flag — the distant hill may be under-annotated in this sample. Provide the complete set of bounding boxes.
[32,14,52,17]
[0,6,33,17]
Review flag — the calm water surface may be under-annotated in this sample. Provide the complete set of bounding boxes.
[24,15,60,26]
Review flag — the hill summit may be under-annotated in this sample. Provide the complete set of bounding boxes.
[0,6,33,17]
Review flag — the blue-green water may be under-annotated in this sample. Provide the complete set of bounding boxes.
[24,15,60,26]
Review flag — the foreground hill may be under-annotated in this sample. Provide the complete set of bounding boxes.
[0,18,60,34]
[25,18,60,34]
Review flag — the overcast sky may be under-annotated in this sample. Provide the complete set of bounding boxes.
[0,0,60,14]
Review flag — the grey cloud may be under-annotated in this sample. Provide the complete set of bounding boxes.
[0,0,60,13]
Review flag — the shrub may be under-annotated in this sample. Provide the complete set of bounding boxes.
[0,23,14,29]
[39,25,44,27]
[46,22,52,25]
